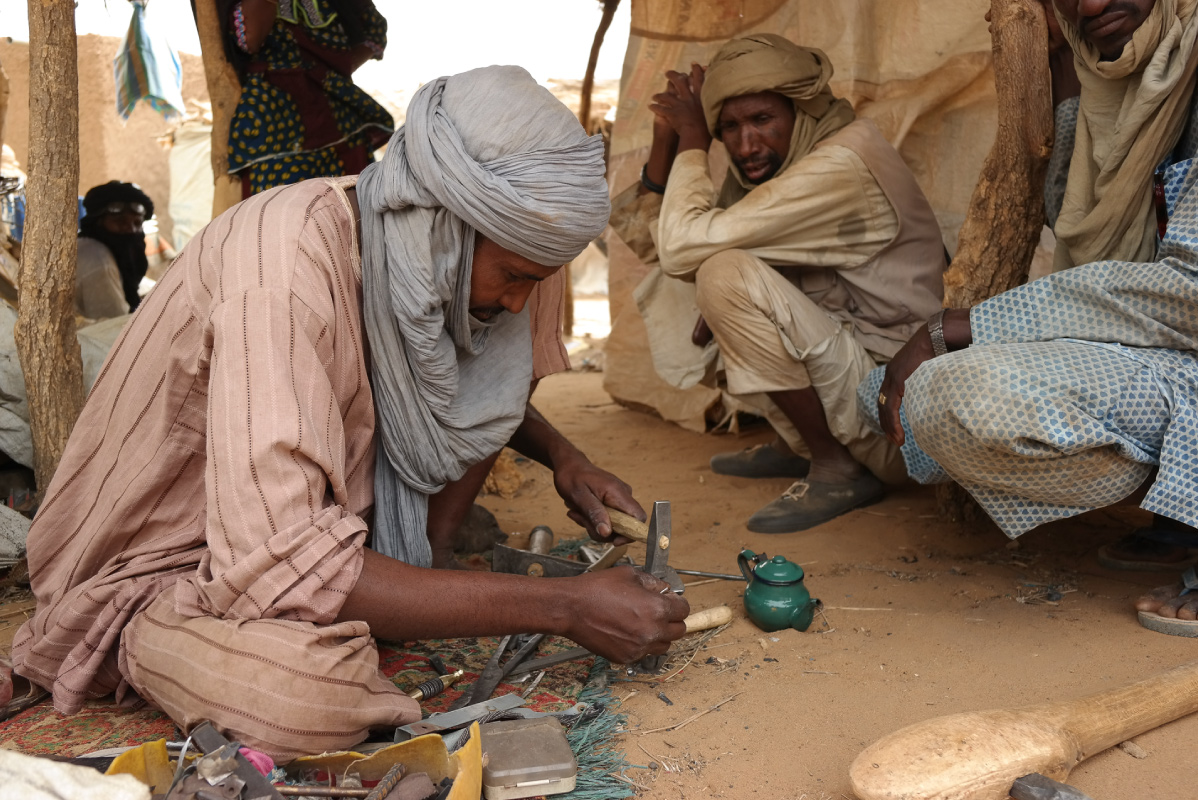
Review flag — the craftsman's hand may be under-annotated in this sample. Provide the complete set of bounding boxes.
[650,64,712,153]
[877,325,935,447]
[565,567,690,664]
[553,452,645,543]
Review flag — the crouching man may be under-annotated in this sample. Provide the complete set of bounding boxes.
[621,34,946,533]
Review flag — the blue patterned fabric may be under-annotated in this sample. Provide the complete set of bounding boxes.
[113,0,185,121]
[1044,97,1078,229]
[1157,92,1198,237]
[859,160,1198,537]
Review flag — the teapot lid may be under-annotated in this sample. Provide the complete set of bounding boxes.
[753,554,805,585]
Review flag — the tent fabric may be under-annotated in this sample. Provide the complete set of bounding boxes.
[167,121,215,254]
[604,0,997,431]
[0,304,126,469]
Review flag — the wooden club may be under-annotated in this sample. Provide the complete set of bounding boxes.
[849,659,1198,800]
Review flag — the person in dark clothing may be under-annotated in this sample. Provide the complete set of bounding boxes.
[77,181,153,317]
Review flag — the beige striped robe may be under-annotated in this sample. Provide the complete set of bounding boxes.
[12,177,568,760]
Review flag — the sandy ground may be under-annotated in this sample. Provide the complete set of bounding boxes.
[3,363,1196,798]
[482,369,1198,800]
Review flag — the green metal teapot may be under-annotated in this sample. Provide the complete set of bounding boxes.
[738,549,820,632]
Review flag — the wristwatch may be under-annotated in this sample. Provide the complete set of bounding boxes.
[927,309,948,358]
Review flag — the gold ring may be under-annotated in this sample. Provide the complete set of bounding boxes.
[878,392,887,407]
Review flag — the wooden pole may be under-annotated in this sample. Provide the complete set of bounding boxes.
[16,0,85,495]
[579,0,620,134]
[942,0,1054,305]
[567,0,621,338]
[935,0,1055,522]
[193,0,244,217]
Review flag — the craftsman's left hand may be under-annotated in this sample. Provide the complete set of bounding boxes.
[553,453,645,543]
[650,63,712,152]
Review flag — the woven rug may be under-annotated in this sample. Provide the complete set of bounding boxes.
[0,635,594,757]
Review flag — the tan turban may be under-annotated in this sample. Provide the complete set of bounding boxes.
[701,33,856,204]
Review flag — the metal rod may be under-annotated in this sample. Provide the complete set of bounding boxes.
[675,569,745,581]
[277,787,371,798]
[364,763,407,800]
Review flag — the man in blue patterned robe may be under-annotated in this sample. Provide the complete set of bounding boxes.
[859,152,1198,634]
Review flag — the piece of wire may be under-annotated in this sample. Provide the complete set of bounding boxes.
[162,731,196,800]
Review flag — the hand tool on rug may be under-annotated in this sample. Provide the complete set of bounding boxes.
[849,659,1198,800]
[396,694,527,742]
[1010,773,1097,800]
[408,668,465,701]
[606,501,682,593]
[488,501,684,677]
[450,633,546,710]
[505,605,735,678]
[490,501,683,592]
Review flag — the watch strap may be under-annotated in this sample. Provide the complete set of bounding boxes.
[928,309,949,358]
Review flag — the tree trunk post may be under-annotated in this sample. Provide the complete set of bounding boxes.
[935,0,1055,523]
[579,0,620,135]
[17,0,85,496]
[566,0,621,338]
[193,0,244,217]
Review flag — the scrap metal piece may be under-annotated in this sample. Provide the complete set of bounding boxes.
[1010,773,1097,800]
[583,543,629,572]
[676,569,745,581]
[187,722,284,800]
[394,694,526,741]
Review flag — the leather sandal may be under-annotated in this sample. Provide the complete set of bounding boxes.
[747,473,884,533]
[710,440,810,480]
[1097,529,1198,572]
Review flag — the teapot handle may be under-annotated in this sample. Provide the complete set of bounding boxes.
[737,550,759,583]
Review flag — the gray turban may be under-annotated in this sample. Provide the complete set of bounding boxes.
[356,65,610,566]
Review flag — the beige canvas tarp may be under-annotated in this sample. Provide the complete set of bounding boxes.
[603,0,996,431]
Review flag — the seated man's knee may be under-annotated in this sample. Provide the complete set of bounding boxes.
[903,353,1015,461]
[905,356,991,450]
[694,250,757,319]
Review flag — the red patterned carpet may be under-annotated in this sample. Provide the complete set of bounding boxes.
[0,636,594,756]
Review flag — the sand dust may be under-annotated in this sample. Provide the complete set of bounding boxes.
[481,370,1198,799]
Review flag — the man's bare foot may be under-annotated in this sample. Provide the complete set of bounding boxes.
[1135,583,1198,620]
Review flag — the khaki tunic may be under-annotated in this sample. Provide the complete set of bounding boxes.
[630,119,945,481]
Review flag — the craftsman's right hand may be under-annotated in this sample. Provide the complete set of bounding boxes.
[565,567,690,664]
